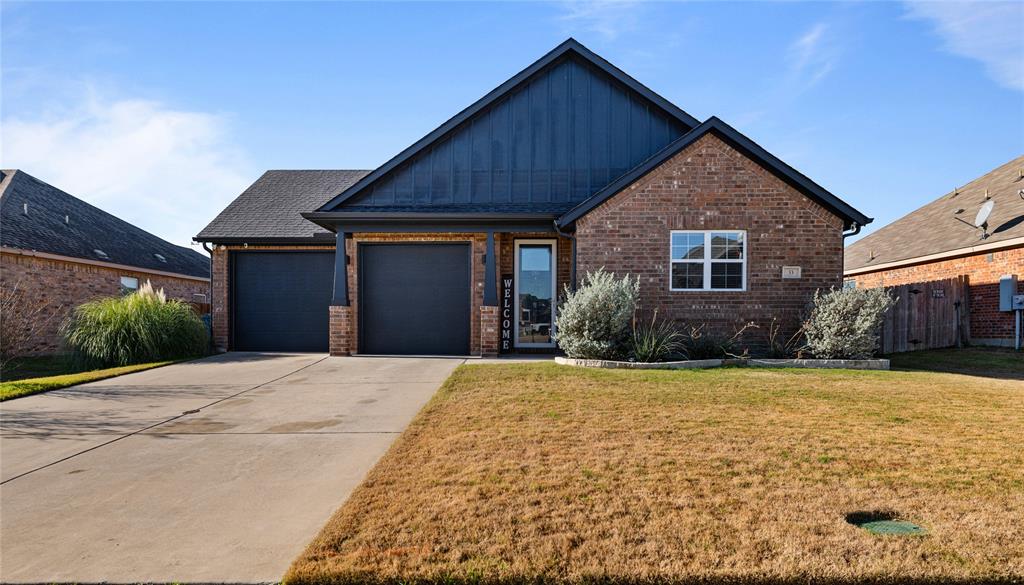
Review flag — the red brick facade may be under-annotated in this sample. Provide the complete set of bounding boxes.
[848,246,1023,346]
[209,135,857,356]
[1,250,210,356]
[574,133,846,351]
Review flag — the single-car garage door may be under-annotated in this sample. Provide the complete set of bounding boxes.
[232,251,334,352]
[359,243,471,355]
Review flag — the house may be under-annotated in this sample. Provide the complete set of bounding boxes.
[196,39,871,357]
[845,156,1024,347]
[0,170,210,356]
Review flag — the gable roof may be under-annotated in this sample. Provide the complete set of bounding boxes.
[0,170,209,278]
[845,155,1024,273]
[319,38,700,213]
[195,170,370,243]
[556,117,872,230]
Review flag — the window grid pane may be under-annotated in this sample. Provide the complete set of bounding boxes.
[670,232,705,260]
[710,263,743,289]
[710,232,744,260]
[671,262,704,290]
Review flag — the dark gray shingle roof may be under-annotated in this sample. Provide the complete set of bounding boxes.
[196,170,370,242]
[0,170,209,278]
[845,155,1024,272]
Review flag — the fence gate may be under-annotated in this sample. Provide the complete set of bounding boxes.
[879,276,969,354]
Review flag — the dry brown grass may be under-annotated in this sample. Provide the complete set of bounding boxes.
[286,364,1024,585]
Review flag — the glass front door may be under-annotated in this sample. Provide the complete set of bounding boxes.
[514,240,556,347]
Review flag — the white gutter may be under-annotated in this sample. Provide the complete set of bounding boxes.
[1,246,210,283]
[844,236,1024,276]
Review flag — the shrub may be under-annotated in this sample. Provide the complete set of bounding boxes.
[1,280,60,368]
[681,322,757,359]
[62,281,208,367]
[803,287,897,359]
[765,317,808,359]
[555,269,639,360]
[629,310,684,363]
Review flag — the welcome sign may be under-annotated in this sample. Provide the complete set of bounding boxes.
[501,274,513,353]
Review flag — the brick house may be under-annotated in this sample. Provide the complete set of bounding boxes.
[845,156,1023,347]
[196,39,871,357]
[1,170,210,356]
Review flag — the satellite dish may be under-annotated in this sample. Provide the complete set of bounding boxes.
[974,199,994,228]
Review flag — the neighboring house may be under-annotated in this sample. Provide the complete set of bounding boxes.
[196,39,871,357]
[845,156,1023,347]
[0,170,210,356]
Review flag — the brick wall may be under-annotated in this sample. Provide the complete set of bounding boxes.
[1,251,209,356]
[849,246,1023,345]
[574,133,846,352]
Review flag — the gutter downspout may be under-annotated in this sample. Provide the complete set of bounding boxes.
[842,222,862,239]
[553,220,576,292]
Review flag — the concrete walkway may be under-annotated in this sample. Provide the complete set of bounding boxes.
[0,353,463,583]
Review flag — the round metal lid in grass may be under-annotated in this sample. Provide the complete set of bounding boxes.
[846,511,927,536]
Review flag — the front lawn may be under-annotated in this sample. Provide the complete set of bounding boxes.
[287,363,1023,584]
[0,360,177,401]
[888,347,1022,379]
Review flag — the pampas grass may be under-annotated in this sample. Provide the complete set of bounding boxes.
[62,281,208,367]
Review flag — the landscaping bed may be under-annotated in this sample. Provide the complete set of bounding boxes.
[286,363,1023,584]
[554,356,890,370]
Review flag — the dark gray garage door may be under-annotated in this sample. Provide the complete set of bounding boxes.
[232,252,334,352]
[359,243,471,355]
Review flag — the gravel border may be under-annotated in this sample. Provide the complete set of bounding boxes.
[554,356,889,371]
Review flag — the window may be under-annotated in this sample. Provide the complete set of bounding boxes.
[843,279,857,289]
[670,230,746,291]
[120,276,139,295]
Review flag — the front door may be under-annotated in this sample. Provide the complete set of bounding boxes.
[514,240,556,348]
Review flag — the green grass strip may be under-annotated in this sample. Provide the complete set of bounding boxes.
[0,360,178,401]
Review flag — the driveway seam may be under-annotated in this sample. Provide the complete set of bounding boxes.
[0,355,328,485]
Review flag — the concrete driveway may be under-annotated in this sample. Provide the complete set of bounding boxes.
[0,353,463,583]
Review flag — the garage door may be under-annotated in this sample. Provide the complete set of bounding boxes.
[359,243,471,355]
[232,252,334,352]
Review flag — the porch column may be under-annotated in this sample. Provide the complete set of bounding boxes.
[329,230,353,356]
[332,230,349,306]
[480,230,499,357]
[483,230,497,306]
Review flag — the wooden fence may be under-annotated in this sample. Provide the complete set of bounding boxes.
[879,276,969,354]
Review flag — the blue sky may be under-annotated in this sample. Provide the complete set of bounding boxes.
[2,1,1022,250]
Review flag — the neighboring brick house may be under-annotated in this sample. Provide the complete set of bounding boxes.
[196,39,871,357]
[845,156,1023,347]
[1,170,210,356]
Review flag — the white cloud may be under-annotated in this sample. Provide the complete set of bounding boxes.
[788,22,839,90]
[905,0,1023,91]
[1,92,253,250]
[558,0,642,40]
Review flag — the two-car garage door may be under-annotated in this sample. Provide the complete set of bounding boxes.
[231,245,470,355]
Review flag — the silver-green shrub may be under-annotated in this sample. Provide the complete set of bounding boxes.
[804,287,896,359]
[555,269,639,360]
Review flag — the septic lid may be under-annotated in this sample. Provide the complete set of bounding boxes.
[859,520,926,535]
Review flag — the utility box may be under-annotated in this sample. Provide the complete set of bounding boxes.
[999,275,1019,311]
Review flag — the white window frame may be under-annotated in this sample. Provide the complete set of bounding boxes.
[669,230,747,292]
[120,276,139,295]
[513,239,557,348]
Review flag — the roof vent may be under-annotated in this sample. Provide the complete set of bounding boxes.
[154,253,167,263]
[65,215,70,225]
[22,203,28,215]
[94,249,109,260]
